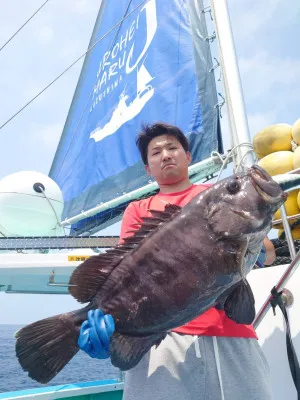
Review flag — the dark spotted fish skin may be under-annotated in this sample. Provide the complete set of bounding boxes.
[15,165,287,383]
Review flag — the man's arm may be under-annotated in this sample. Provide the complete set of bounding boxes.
[255,237,276,268]
[263,237,276,265]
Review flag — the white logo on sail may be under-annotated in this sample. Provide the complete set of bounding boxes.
[90,0,157,143]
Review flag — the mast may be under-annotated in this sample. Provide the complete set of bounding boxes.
[210,0,254,170]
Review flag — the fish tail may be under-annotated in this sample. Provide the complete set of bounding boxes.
[15,307,88,384]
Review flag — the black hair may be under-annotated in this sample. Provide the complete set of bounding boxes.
[136,122,189,165]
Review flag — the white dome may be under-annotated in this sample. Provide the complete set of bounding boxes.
[0,171,64,236]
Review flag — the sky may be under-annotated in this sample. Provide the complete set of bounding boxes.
[0,0,300,324]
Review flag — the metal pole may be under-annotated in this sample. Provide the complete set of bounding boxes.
[61,155,222,226]
[280,204,297,260]
[210,0,254,168]
[253,251,300,329]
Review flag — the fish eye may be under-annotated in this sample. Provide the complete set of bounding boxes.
[226,178,240,194]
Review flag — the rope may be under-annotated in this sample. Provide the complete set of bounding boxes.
[272,256,293,266]
[0,0,148,133]
[211,142,255,182]
[270,287,300,399]
[38,186,66,235]
[0,0,50,52]
[269,239,300,266]
[53,0,136,180]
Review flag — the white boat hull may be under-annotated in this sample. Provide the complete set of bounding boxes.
[248,265,299,399]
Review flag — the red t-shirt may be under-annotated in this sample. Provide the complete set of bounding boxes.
[120,184,257,339]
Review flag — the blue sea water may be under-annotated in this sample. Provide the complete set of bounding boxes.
[0,324,120,394]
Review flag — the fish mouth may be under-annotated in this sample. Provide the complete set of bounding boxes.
[250,165,287,204]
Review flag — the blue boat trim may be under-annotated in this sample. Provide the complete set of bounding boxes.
[0,379,124,399]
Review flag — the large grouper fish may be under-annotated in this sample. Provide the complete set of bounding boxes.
[15,165,286,383]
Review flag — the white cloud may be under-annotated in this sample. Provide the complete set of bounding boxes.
[205,0,300,160]
[38,26,54,44]
[0,1,102,181]
[238,52,300,124]
[240,52,300,93]
[52,0,102,14]
[247,111,278,137]
[74,0,95,13]
[227,0,283,42]
[34,122,63,149]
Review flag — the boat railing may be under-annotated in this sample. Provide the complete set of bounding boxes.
[254,168,300,328]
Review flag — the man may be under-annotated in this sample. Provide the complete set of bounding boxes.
[78,122,275,399]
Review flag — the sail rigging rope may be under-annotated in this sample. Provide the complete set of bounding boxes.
[52,0,137,180]
[0,0,148,133]
[0,0,50,52]
[38,186,67,235]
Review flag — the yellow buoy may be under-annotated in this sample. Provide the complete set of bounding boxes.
[253,123,292,159]
[293,145,300,170]
[273,190,300,229]
[278,227,300,240]
[292,119,300,146]
[258,151,294,176]
[296,191,300,210]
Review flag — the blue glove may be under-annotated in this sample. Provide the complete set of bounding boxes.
[255,244,267,268]
[78,309,115,359]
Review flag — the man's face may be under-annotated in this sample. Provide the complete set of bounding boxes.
[145,134,191,185]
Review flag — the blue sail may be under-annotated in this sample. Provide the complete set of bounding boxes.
[49,0,223,233]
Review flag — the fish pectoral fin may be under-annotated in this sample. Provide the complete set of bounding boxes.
[69,204,182,304]
[69,250,125,303]
[110,331,166,371]
[224,279,255,324]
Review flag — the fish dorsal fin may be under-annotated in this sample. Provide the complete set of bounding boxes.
[149,203,181,219]
[125,204,181,236]
[110,331,166,371]
[69,204,182,303]
[224,279,255,324]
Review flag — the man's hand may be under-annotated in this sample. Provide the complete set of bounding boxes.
[78,309,115,359]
